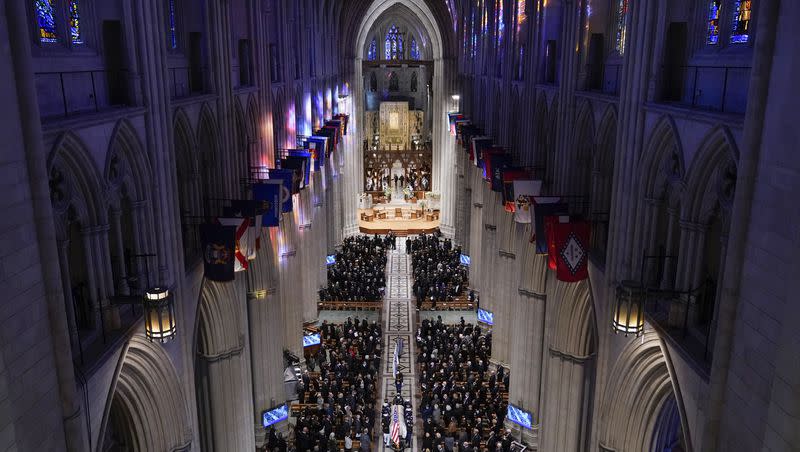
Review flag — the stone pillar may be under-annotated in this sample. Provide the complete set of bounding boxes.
[56,239,81,361]
[539,351,593,452]
[198,345,255,451]
[5,2,89,447]
[109,208,130,295]
[246,235,284,446]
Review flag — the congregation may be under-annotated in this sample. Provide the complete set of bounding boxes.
[319,235,388,302]
[410,234,467,309]
[288,317,382,452]
[416,317,510,452]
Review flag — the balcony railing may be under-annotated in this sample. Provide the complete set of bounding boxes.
[584,64,621,96]
[34,69,132,120]
[659,65,751,114]
[643,281,715,377]
[169,66,208,100]
[72,281,142,375]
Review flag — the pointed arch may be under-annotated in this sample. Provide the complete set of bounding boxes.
[532,93,549,170]
[48,131,107,227]
[597,333,691,452]
[550,278,597,357]
[640,116,685,200]
[573,99,596,206]
[683,126,739,224]
[98,335,192,452]
[105,119,153,203]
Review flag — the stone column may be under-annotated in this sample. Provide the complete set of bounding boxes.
[109,208,130,295]
[198,345,256,451]
[539,351,593,452]
[246,237,284,446]
[56,239,81,361]
[5,1,88,447]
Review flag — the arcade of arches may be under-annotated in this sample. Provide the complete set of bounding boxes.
[1,0,799,452]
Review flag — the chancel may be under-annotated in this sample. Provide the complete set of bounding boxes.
[1,0,798,451]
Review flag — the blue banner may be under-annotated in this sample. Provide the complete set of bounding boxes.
[252,181,283,227]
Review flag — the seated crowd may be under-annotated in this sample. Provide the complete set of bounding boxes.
[319,235,387,302]
[410,234,467,308]
[290,317,382,451]
[416,317,510,452]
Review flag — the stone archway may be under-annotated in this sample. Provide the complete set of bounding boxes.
[345,0,456,237]
[99,335,192,452]
[596,334,690,452]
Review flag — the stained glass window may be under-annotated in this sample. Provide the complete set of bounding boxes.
[730,0,752,44]
[367,38,377,60]
[169,0,178,49]
[385,25,403,60]
[471,7,477,58]
[615,0,629,55]
[516,0,526,38]
[495,0,504,49]
[69,0,82,44]
[36,0,58,43]
[706,0,721,44]
[410,38,420,60]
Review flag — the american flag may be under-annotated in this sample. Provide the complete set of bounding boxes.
[390,405,400,446]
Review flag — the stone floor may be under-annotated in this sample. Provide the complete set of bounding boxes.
[379,249,418,451]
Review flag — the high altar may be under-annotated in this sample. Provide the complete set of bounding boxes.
[363,101,431,200]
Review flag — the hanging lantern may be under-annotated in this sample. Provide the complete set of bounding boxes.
[144,287,177,343]
[612,280,645,337]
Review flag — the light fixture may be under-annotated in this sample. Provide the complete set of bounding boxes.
[451,94,461,101]
[612,280,645,337]
[143,287,177,343]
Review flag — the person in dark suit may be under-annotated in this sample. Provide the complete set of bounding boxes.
[406,238,411,254]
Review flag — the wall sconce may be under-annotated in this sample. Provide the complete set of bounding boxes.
[143,287,177,343]
[612,280,645,337]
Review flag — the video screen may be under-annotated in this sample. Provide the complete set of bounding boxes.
[477,308,493,325]
[507,404,533,429]
[303,333,321,347]
[459,254,471,266]
[326,255,336,266]
[262,404,289,428]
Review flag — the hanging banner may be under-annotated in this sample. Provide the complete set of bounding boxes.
[252,180,283,227]
[288,150,313,185]
[217,217,251,272]
[549,217,591,282]
[281,156,307,192]
[500,170,533,209]
[472,137,492,165]
[200,223,236,282]
[512,180,543,222]
[532,197,569,253]
[306,136,328,170]
[268,169,295,212]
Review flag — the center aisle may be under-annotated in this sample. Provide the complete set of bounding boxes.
[379,248,418,451]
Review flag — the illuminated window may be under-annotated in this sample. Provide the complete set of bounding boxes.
[496,0,504,49]
[730,0,752,44]
[385,25,403,60]
[615,0,629,55]
[69,0,82,44]
[471,7,477,58]
[169,0,177,49]
[516,0,526,38]
[36,0,58,43]
[706,0,721,44]
[367,38,377,60]
[410,38,420,60]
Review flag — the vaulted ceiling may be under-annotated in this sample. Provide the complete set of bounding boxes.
[334,0,458,59]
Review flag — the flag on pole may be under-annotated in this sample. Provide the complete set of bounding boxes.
[252,181,282,227]
[531,197,568,253]
[200,224,236,282]
[512,180,543,222]
[550,217,591,282]
[217,217,251,272]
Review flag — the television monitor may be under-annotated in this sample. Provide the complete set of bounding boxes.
[326,254,336,266]
[459,254,471,266]
[507,404,533,429]
[477,308,493,325]
[262,404,289,428]
[303,333,321,347]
